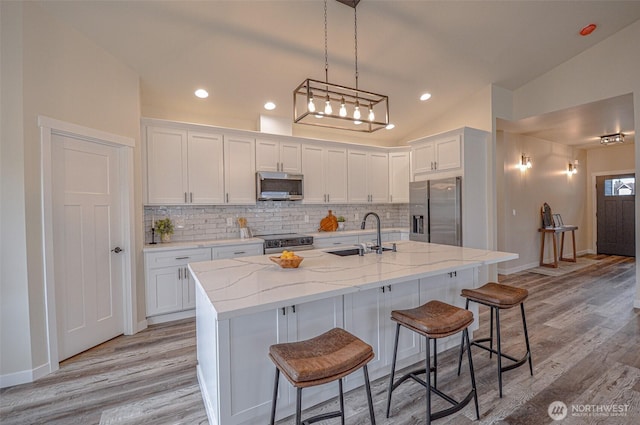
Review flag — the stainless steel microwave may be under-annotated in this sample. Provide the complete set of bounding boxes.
[256,171,304,201]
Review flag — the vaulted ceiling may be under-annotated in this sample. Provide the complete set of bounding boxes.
[37,1,639,147]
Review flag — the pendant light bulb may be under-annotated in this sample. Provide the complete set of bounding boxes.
[308,94,316,113]
[324,95,332,115]
[368,105,375,122]
[353,101,361,120]
[339,98,347,117]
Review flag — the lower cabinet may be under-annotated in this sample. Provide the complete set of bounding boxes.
[211,296,344,425]
[343,279,421,384]
[145,248,212,316]
[145,243,263,319]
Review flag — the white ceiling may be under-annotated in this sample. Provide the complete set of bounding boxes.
[36,1,639,147]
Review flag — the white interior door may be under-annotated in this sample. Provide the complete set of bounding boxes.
[52,133,124,360]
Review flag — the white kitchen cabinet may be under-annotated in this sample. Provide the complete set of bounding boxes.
[224,135,256,204]
[213,243,264,259]
[389,150,410,203]
[347,149,389,203]
[144,124,254,205]
[343,279,421,382]
[411,133,461,176]
[215,296,343,424]
[256,139,301,173]
[313,234,359,249]
[145,127,224,205]
[145,247,212,317]
[301,144,348,204]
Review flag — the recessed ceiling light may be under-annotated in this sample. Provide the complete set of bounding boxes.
[194,89,209,99]
[386,123,395,130]
[264,101,276,110]
[420,92,432,101]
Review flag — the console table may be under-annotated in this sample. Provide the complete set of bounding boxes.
[538,225,578,268]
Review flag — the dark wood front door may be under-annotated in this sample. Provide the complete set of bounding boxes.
[596,174,635,256]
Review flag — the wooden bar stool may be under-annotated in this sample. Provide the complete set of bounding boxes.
[386,300,479,425]
[269,327,376,425]
[457,282,533,397]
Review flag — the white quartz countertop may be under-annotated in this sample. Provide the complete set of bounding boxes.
[189,240,517,320]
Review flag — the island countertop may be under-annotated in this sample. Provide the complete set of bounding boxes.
[189,240,517,320]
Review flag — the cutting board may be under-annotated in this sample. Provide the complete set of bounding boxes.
[319,210,338,232]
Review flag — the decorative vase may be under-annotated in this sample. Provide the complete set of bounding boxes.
[338,222,345,231]
[161,233,171,243]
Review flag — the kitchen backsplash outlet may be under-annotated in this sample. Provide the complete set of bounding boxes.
[145,203,409,243]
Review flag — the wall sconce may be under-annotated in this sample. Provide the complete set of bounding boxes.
[566,160,578,176]
[518,154,532,171]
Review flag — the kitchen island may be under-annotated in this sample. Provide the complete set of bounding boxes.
[190,240,517,425]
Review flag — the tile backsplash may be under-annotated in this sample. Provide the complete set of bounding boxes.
[145,203,409,243]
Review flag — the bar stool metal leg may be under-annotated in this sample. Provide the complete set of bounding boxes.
[521,304,533,376]
[338,378,345,425]
[270,368,280,425]
[363,365,376,425]
[425,335,432,425]
[386,323,401,418]
[296,387,302,425]
[464,328,480,420]
[495,307,503,398]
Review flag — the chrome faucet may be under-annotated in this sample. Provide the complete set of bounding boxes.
[361,212,382,254]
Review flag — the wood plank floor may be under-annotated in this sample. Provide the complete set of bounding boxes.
[1,255,637,424]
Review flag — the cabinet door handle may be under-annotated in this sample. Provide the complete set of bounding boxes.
[291,305,296,313]
[185,267,189,280]
[387,285,392,292]
[226,193,229,203]
[390,194,393,202]
[184,192,188,203]
[281,307,286,316]
[190,192,193,203]
[233,251,245,255]
[178,268,182,280]
[434,161,437,170]
[381,286,385,293]
[175,256,190,260]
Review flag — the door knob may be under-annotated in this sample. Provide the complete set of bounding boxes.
[111,247,124,254]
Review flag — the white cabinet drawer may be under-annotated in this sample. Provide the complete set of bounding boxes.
[213,243,263,259]
[314,235,359,249]
[146,248,212,268]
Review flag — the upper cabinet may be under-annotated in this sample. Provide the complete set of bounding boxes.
[144,122,255,205]
[347,149,389,203]
[301,144,348,204]
[256,139,301,173]
[388,150,410,203]
[410,133,461,176]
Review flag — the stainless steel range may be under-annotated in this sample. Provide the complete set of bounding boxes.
[260,233,314,254]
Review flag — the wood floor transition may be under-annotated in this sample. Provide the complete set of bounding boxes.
[1,254,638,424]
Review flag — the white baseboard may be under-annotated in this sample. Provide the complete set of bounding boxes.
[197,364,218,425]
[146,309,195,325]
[0,361,50,388]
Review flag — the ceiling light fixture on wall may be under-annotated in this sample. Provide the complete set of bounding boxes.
[293,0,390,133]
[600,133,625,145]
[518,154,532,171]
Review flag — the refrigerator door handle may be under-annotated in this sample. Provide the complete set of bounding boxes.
[426,196,431,242]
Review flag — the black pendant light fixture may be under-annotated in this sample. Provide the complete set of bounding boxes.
[293,0,390,133]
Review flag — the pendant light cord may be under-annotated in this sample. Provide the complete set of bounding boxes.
[354,4,359,90]
[324,0,329,84]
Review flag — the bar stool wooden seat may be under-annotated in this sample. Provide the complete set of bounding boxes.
[386,300,479,424]
[269,327,376,425]
[457,282,533,397]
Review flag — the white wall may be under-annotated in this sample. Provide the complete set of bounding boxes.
[497,132,588,273]
[1,2,141,385]
[512,20,639,306]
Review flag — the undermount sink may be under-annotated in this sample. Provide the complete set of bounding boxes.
[326,247,393,257]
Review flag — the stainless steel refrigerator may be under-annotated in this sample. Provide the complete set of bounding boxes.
[409,177,462,246]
